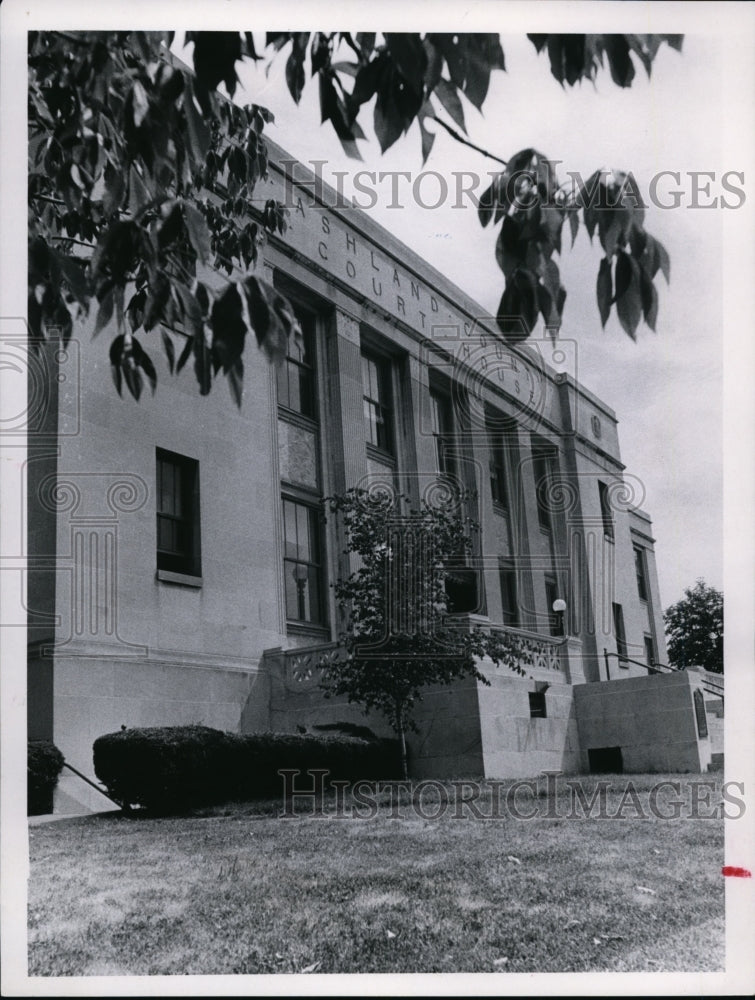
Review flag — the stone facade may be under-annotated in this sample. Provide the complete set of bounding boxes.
[26,139,715,812]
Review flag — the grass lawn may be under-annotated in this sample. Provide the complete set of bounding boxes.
[27,773,725,976]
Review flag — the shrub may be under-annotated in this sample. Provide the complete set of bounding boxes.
[28,740,65,815]
[311,721,378,740]
[93,725,401,813]
[93,725,229,813]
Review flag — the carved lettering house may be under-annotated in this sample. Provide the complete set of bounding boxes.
[27,140,716,811]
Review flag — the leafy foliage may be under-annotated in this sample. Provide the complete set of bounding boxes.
[664,580,724,674]
[28,31,683,408]
[28,739,65,815]
[322,488,528,776]
[93,724,400,812]
[28,30,299,406]
[263,31,680,341]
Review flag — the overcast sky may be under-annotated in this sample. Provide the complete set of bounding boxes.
[195,31,728,608]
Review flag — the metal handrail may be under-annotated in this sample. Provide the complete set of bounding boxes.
[602,648,724,703]
[61,760,127,811]
[602,648,674,680]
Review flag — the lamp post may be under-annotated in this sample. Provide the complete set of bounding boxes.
[293,562,308,621]
[552,597,567,639]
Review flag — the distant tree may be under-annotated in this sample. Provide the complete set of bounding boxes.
[664,580,724,673]
[28,31,682,405]
[322,488,528,778]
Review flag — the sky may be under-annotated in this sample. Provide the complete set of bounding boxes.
[191,30,729,609]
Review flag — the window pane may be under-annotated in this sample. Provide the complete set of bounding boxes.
[284,567,299,620]
[306,564,321,621]
[156,450,200,576]
[634,547,648,601]
[296,503,311,561]
[283,500,298,559]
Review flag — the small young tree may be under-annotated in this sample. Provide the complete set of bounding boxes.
[664,579,724,673]
[322,487,527,778]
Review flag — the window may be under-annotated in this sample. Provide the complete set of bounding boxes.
[488,414,516,509]
[612,602,628,664]
[362,350,393,453]
[499,561,519,627]
[156,449,201,577]
[644,634,656,667]
[634,545,649,602]
[277,307,316,419]
[532,444,554,533]
[430,389,454,476]
[529,691,547,718]
[598,480,614,541]
[283,497,325,625]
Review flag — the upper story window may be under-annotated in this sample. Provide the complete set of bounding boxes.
[156,449,201,577]
[598,480,615,541]
[488,412,517,510]
[277,307,317,420]
[634,545,649,602]
[429,388,455,477]
[532,442,555,534]
[362,350,393,453]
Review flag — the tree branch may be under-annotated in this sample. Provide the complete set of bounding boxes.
[428,115,508,167]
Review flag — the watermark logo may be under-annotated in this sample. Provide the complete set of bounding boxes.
[278,770,746,821]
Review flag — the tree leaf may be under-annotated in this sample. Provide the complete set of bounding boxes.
[93,286,115,338]
[655,237,670,283]
[567,207,579,247]
[614,251,642,340]
[227,358,244,408]
[183,76,210,166]
[175,333,193,373]
[131,80,149,128]
[374,81,404,153]
[131,336,157,393]
[597,257,612,327]
[161,328,176,373]
[639,262,658,331]
[434,77,466,132]
[56,251,89,303]
[285,47,306,104]
[182,202,211,263]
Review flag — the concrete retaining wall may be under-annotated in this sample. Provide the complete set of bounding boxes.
[573,670,710,774]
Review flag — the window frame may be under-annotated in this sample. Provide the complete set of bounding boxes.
[599,480,615,542]
[281,493,327,629]
[429,386,456,478]
[276,303,318,423]
[532,442,555,535]
[156,448,201,579]
[361,348,394,455]
[634,544,649,603]
[499,559,520,628]
[487,412,517,511]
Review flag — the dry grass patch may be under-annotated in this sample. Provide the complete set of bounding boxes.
[28,773,725,975]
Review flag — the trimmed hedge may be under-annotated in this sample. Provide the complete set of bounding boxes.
[93,725,401,813]
[28,740,65,815]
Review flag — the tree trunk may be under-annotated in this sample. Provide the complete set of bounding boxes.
[395,702,408,781]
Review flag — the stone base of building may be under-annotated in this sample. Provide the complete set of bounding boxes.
[35,647,717,814]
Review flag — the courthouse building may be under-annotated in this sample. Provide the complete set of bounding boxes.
[25,139,716,811]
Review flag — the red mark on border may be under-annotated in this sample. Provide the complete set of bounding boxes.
[722,866,752,878]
